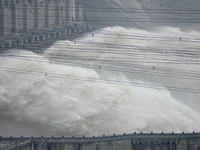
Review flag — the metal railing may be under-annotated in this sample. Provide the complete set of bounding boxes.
[0,140,31,150]
[0,132,200,145]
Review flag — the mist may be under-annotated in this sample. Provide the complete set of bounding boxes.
[0,26,200,136]
[83,0,200,30]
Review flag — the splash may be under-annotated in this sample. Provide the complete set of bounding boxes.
[0,27,200,136]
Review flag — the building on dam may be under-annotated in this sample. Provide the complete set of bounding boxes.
[0,0,90,50]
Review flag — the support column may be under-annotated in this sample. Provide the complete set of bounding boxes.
[0,0,4,37]
[18,0,23,32]
[75,0,80,21]
[66,0,75,23]
[11,0,22,33]
[38,0,45,29]
[4,0,12,35]
[22,0,27,32]
[10,0,16,33]
[78,5,83,21]
[56,144,59,150]
[34,0,38,29]
[75,0,83,22]
[45,0,49,27]
[48,0,55,26]
[31,143,34,150]
[27,0,34,30]
[54,0,59,25]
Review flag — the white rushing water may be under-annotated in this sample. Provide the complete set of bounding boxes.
[0,26,200,136]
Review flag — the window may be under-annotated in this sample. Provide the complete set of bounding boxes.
[4,0,10,6]
[16,0,21,4]
[26,0,32,3]
[36,0,43,2]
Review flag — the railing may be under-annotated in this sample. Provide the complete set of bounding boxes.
[30,132,200,144]
[0,132,200,145]
[0,140,31,150]
[2,132,200,143]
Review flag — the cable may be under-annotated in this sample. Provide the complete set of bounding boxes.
[1,42,200,81]
[0,66,200,94]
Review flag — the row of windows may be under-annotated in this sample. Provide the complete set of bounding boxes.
[0,0,45,6]
[0,0,69,6]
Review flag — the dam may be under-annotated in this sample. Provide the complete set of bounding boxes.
[1,1,200,150]
[1,132,200,150]
[0,0,90,51]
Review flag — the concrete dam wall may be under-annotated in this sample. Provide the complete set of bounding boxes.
[0,0,90,50]
[1,132,200,150]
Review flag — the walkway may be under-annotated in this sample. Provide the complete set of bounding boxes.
[0,140,31,150]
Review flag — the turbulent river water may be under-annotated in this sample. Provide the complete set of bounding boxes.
[0,26,200,136]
